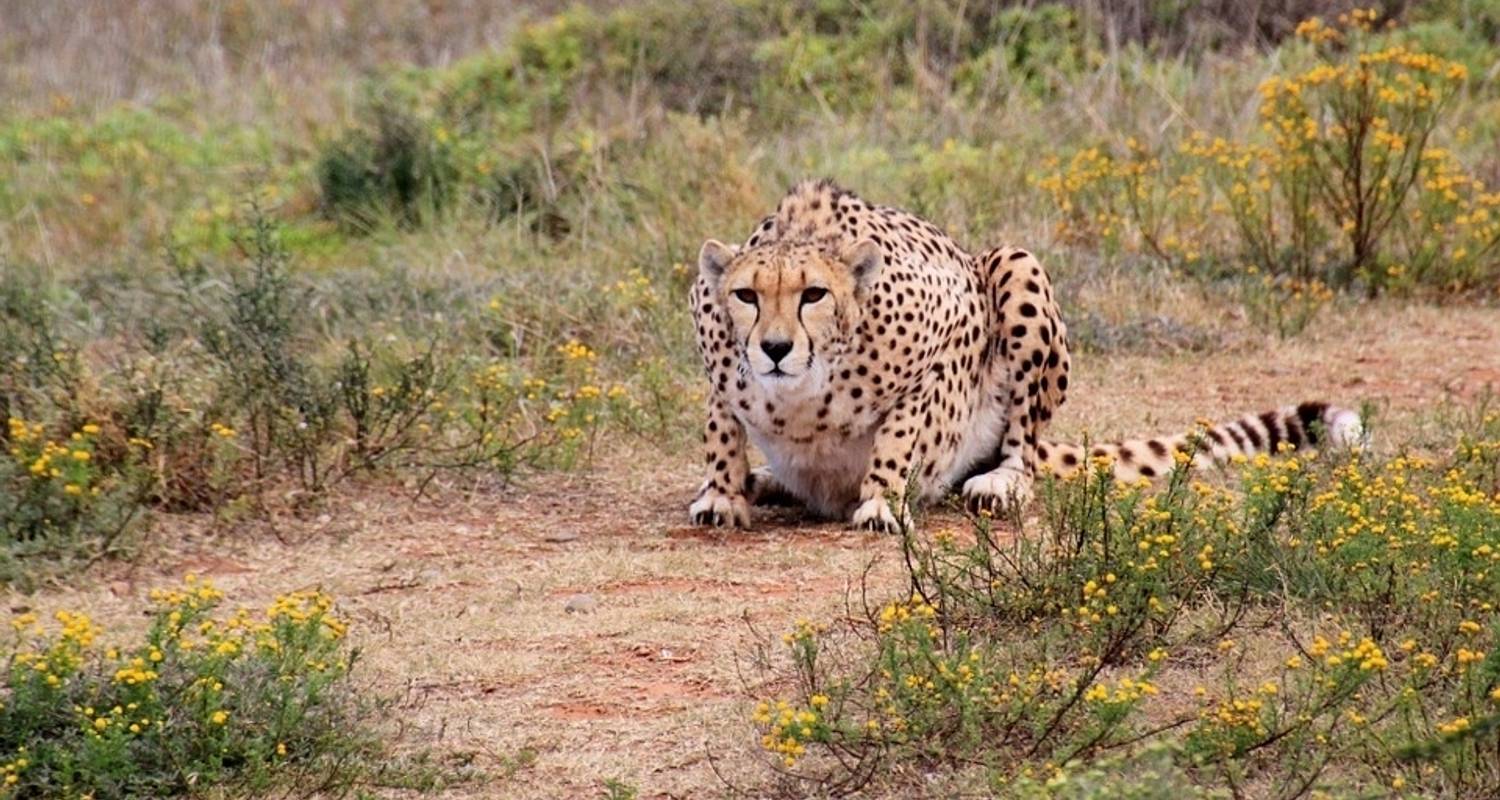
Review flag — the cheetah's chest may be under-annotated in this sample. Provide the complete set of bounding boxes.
[728,265,992,514]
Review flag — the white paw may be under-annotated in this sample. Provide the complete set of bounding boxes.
[689,489,751,528]
[850,496,910,534]
[962,467,1032,513]
[1325,409,1368,449]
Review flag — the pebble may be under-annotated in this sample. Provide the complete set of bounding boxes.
[564,593,598,614]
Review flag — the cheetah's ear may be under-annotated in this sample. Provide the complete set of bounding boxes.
[698,239,737,285]
[841,239,883,293]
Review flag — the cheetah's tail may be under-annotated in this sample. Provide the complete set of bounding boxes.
[1037,402,1366,482]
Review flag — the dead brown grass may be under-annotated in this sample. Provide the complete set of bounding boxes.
[0,0,541,118]
[4,301,1496,798]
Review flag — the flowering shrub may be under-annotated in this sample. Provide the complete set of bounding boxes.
[1034,9,1498,296]
[1,209,675,582]
[1,577,369,797]
[750,408,1500,795]
[1,417,149,585]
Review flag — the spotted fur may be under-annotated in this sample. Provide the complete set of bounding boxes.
[688,180,1363,531]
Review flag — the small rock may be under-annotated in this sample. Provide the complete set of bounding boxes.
[564,593,598,614]
[544,530,580,544]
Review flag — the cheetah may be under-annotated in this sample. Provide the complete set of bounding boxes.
[688,180,1364,531]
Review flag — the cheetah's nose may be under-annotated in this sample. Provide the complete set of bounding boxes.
[760,339,793,364]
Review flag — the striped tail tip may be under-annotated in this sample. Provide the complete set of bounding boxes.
[1322,406,1368,449]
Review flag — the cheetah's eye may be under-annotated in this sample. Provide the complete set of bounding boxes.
[732,289,758,305]
[801,287,828,304]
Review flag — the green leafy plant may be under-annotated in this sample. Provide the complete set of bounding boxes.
[749,409,1500,796]
[1,578,374,797]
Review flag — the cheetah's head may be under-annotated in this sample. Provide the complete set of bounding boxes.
[698,238,882,388]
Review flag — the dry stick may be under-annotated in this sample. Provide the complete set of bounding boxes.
[1364,109,1446,258]
[702,742,756,798]
[1098,714,1197,752]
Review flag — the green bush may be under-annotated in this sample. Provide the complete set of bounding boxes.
[316,99,460,230]
[749,409,1500,795]
[0,417,148,589]
[1,275,151,586]
[314,1,1107,236]
[1,578,372,797]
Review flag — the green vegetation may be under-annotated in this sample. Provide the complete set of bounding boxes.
[5,4,1497,577]
[2,578,372,797]
[752,408,1500,796]
[2,1,1499,796]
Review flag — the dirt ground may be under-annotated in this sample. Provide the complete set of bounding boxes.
[6,302,1498,799]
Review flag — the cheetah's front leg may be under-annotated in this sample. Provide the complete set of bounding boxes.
[849,391,926,533]
[688,398,752,527]
[687,272,753,527]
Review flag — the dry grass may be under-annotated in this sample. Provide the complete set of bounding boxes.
[6,301,1493,798]
[0,0,538,118]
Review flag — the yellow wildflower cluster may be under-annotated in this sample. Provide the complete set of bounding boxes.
[752,699,823,768]
[782,617,827,646]
[6,417,102,497]
[1293,16,1341,44]
[1032,10,1494,294]
[0,749,28,788]
[875,596,937,634]
[750,412,1500,791]
[1304,635,1390,672]
[1065,571,1126,626]
[76,702,155,739]
[1204,696,1269,739]
[556,340,597,362]
[149,573,225,610]
[610,268,660,308]
[1083,675,1159,705]
[1436,716,1471,737]
[1,574,364,795]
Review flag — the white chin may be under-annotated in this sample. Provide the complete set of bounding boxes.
[756,369,809,389]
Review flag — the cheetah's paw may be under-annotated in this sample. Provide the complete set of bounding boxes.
[850,496,911,534]
[962,467,1033,515]
[689,488,751,528]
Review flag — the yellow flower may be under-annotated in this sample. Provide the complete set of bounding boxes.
[210,710,230,725]
[1437,716,1471,736]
